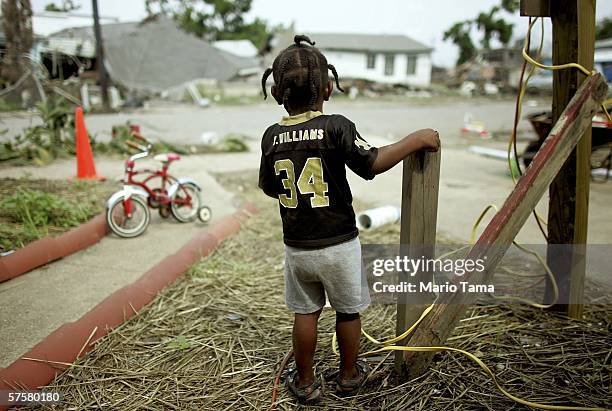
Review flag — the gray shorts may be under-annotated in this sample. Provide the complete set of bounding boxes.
[284,237,371,314]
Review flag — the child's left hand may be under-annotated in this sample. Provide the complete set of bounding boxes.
[417,128,441,152]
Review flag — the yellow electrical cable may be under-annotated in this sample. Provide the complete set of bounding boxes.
[509,17,544,184]
[363,302,434,346]
[470,204,559,309]
[521,18,611,124]
[332,16,609,411]
[522,20,594,77]
[470,204,499,243]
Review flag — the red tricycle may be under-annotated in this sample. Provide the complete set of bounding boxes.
[106,130,212,238]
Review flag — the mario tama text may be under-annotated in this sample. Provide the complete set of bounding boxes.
[369,255,493,295]
[371,279,493,294]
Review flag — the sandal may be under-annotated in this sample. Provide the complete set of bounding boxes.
[286,368,322,404]
[335,360,370,396]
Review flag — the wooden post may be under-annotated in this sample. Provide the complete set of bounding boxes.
[92,0,110,111]
[401,74,607,379]
[395,150,440,374]
[545,0,595,318]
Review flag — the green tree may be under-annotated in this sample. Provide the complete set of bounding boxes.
[44,3,62,11]
[443,22,476,65]
[144,0,272,51]
[475,6,514,50]
[596,17,612,40]
[444,0,519,65]
[44,1,80,12]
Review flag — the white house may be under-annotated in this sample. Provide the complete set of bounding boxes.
[308,33,433,87]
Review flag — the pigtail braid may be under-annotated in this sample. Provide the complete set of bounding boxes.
[261,67,273,99]
[328,64,345,93]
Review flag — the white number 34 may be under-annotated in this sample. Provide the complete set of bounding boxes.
[274,158,329,208]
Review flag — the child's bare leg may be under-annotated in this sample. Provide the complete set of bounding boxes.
[336,312,361,380]
[292,308,322,386]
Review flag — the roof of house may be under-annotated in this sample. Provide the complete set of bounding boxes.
[306,33,432,53]
[213,39,258,58]
[47,16,260,92]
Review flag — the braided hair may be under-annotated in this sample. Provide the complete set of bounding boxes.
[261,35,344,112]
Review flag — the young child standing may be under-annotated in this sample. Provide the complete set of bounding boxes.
[259,35,440,404]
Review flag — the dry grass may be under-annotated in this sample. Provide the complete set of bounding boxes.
[28,171,611,411]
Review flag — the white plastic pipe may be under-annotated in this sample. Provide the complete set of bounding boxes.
[356,206,401,231]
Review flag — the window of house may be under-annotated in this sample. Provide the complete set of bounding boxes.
[384,54,395,76]
[366,53,376,69]
[406,55,417,75]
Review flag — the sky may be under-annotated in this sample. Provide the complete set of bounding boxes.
[30,0,612,67]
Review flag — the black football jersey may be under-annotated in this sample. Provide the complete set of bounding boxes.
[258,113,378,248]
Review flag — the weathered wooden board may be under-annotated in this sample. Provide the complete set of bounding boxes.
[395,150,440,373]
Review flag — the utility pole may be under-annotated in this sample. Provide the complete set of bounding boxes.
[544,0,595,318]
[92,0,110,111]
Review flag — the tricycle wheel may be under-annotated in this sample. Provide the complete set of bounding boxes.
[106,195,150,238]
[198,206,212,223]
[170,182,201,222]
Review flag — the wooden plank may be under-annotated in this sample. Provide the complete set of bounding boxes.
[395,150,440,374]
[545,0,595,318]
[401,73,607,379]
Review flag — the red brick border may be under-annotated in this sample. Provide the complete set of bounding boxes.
[0,214,110,283]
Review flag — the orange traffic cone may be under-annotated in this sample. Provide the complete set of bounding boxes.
[75,107,104,180]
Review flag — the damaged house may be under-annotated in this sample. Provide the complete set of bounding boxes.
[41,16,261,106]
